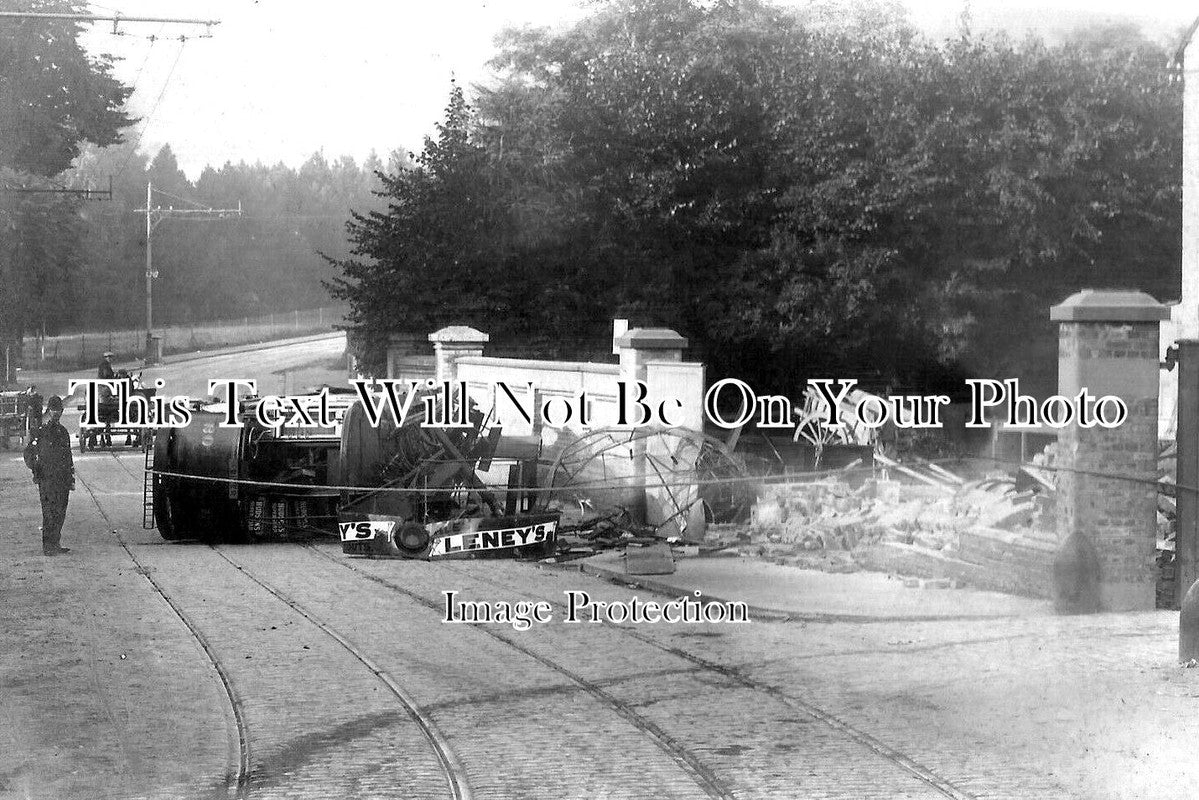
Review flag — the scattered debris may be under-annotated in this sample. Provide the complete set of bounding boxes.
[875,453,955,493]
[537,415,1181,612]
[534,427,755,563]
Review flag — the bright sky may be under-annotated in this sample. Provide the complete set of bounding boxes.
[75,0,1197,179]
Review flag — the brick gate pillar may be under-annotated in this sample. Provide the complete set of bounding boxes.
[1050,289,1169,612]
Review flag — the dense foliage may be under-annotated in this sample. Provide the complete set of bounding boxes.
[0,0,130,175]
[329,0,1182,395]
[0,0,131,370]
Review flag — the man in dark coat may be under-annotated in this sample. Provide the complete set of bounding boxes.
[24,395,73,555]
[98,352,115,379]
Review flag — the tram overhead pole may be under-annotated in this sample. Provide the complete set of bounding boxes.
[135,182,242,363]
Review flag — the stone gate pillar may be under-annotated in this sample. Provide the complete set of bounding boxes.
[429,326,488,383]
[616,328,688,387]
[385,332,419,380]
[615,328,700,535]
[1051,289,1169,611]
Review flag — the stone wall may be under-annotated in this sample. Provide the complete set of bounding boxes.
[855,534,1055,598]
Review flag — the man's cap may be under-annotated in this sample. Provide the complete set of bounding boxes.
[102,351,115,358]
[46,396,63,411]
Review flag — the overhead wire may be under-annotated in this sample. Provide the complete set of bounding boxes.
[149,186,211,210]
[126,25,163,93]
[3,24,162,195]
[110,23,162,181]
[143,445,1188,496]
[113,31,204,41]
[114,37,187,182]
[121,212,352,221]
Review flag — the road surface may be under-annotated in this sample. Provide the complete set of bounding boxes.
[24,332,347,405]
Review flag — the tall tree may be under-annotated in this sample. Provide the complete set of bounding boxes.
[0,0,132,372]
[329,0,1181,393]
[327,83,528,368]
[0,0,131,175]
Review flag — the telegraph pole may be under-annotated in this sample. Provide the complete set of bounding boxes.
[136,183,242,362]
[145,182,153,351]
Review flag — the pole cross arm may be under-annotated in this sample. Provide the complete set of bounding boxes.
[140,180,243,362]
[0,12,221,25]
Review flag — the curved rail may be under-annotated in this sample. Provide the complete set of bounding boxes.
[437,560,977,800]
[302,544,735,800]
[78,466,253,799]
[101,451,471,799]
[210,546,473,800]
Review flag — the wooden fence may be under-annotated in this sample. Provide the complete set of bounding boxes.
[21,306,349,368]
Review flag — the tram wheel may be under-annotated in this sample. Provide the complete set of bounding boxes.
[154,479,186,541]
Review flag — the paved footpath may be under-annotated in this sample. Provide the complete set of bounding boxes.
[3,448,1199,799]
[0,453,231,800]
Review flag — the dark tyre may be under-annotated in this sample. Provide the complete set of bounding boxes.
[154,478,188,541]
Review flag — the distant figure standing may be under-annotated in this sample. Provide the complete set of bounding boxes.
[22,385,43,439]
[98,351,115,379]
[23,395,73,556]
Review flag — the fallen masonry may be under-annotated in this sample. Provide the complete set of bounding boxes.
[542,440,1174,604]
[725,463,1063,597]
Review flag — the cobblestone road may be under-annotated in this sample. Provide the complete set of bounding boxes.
[2,448,1197,800]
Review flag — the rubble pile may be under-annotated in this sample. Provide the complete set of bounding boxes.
[539,438,1181,604]
[539,458,1073,577]
[733,468,1056,570]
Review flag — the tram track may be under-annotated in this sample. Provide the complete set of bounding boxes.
[77,464,253,800]
[209,545,473,800]
[309,545,978,800]
[94,451,472,800]
[437,560,978,800]
[113,441,721,793]
[99,446,970,798]
[301,543,736,800]
[440,560,978,800]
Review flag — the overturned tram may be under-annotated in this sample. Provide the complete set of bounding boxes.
[143,387,560,558]
[144,395,347,542]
